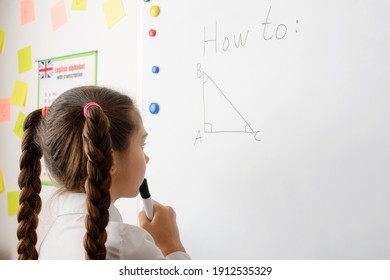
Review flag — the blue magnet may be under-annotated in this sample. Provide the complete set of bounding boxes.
[152,66,159,74]
[149,102,160,114]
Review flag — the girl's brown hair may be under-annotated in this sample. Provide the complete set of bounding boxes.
[17,86,136,260]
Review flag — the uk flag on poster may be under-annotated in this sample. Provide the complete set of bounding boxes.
[39,60,54,79]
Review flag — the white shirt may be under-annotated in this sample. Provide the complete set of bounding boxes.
[38,192,190,260]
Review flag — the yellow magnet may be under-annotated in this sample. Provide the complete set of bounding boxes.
[150,5,160,17]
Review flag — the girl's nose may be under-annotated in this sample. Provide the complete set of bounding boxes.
[145,153,150,164]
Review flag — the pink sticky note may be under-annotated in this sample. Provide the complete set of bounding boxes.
[20,0,35,25]
[51,0,68,31]
[0,98,11,122]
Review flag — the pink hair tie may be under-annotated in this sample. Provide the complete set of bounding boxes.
[41,106,49,118]
[83,102,102,118]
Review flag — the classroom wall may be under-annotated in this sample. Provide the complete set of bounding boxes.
[2,0,390,261]
[0,0,139,259]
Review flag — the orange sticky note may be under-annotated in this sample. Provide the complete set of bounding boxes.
[71,0,88,11]
[7,191,20,216]
[14,112,26,139]
[20,0,35,25]
[0,169,5,193]
[17,46,33,73]
[51,0,68,31]
[0,98,10,122]
[10,80,28,107]
[0,30,5,54]
[102,0,125,29]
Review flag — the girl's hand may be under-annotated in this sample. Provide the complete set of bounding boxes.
[139,200,186,256]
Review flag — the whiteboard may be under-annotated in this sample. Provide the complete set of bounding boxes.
[139,0,390,259]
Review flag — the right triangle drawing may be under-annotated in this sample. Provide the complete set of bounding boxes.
[202,71,255,134]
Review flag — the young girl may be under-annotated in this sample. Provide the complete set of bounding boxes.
[16,86,189,260]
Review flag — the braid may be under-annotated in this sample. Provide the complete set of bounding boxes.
[17,109,43,260]
[82,106,112,260]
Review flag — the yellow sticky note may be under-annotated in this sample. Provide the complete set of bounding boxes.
[0,169,5,193]
[72,0,88,11]
[10,80,28,107]
[51,0,68,31]
[20,0,36,25]
[0,30,5,54]
[8,191,20,216]
[0,98,11,122]
[14,112,26,139]
[102,0,125,29]
[18,46,33,73]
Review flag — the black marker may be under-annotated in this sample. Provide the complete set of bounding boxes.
[139,178,153,220]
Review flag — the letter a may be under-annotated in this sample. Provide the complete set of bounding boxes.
[194,130,202,146]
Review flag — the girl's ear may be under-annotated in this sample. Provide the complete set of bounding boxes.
[110,150,118,175]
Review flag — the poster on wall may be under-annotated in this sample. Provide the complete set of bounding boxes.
[38,51,98,186]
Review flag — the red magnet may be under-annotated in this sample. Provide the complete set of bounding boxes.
[149,29,156,37]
